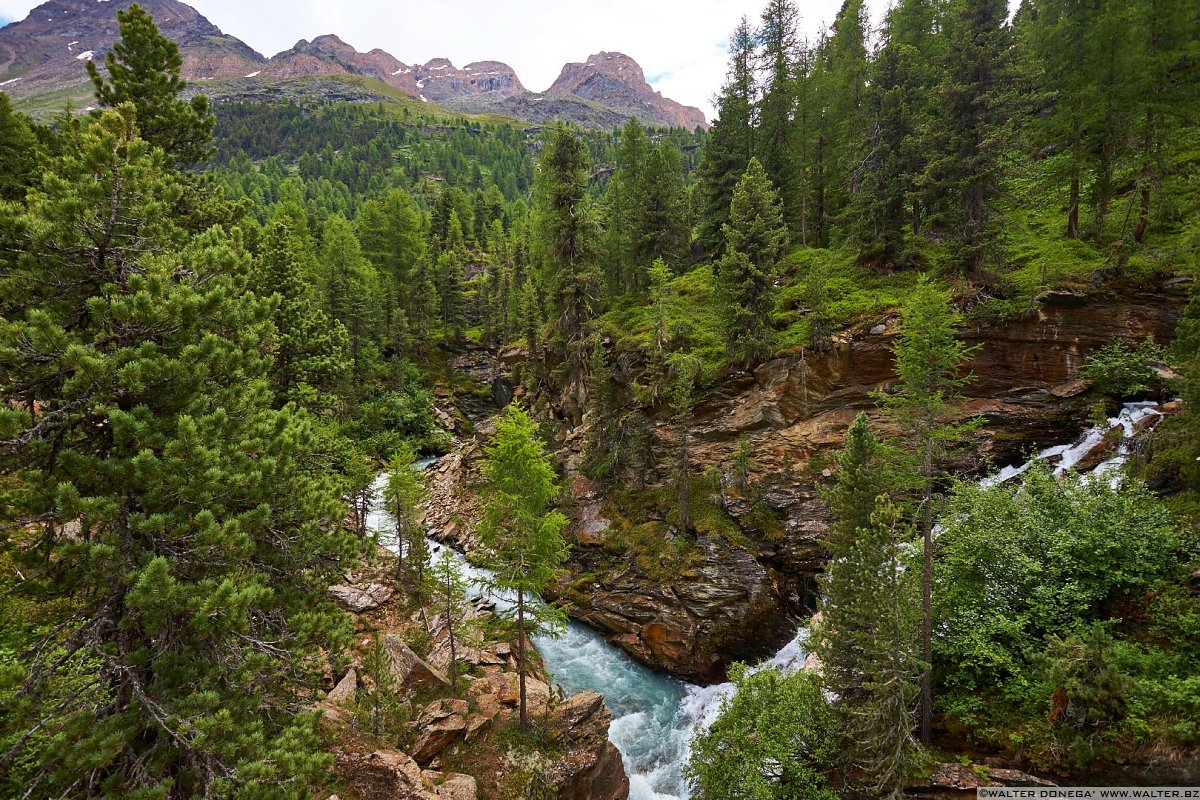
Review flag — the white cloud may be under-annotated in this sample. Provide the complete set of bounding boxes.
[0,0,899,119]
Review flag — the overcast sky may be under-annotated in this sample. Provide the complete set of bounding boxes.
[1,0,902,119]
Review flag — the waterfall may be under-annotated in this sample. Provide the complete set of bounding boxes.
[363,400,1163,798]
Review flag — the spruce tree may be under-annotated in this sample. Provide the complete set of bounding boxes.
[430,553,473,694]
[716,158,788,363]
[0,108,354,798]
[532,125,601,374]
[697,18,756,257]
[477,404,569,730]
[87,4,214,166]
[815,415,921,798]
[925,0,1015,274]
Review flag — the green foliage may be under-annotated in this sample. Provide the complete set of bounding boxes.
[1081,340,1167,397]
[477,404,569,727]
[716,158,787,363]
[0,94,38,202]
[933,462,1192,765]
[87,3,214,166]
[815,417,922,798]
[0,108,354,798]
[687,665,839,800]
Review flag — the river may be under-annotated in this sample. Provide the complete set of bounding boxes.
[366,400,1159,799]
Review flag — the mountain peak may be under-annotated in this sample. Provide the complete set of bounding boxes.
[548,52,706,130]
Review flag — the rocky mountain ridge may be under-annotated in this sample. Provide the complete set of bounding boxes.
[0,0,708,129]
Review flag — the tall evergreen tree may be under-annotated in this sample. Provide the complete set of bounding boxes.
[814,415,921,799]
[256,219,350,409]
[0,108,354,798]
[632,142,690,275]
[0,94,37,202]
[697,18,756,256]
[532,125,601,376]
[925,0,1015,274]
[87,4,214,166]
[716,158,788,363]
[878,276,978,744]
[756,0,802,230]
[851,0,941,268]
[477,405,569,730]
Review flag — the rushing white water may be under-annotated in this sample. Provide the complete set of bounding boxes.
[366,465,801,799]
[980,401,1163,489]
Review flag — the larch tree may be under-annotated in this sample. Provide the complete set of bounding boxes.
[477,404,569,730]
[382,444,428,582]
[878,276,979,744]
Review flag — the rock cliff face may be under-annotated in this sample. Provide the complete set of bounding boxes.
[547,52,707,130]
[553,283,1186,684]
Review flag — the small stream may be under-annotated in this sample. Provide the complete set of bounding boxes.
[365,400,1161,798]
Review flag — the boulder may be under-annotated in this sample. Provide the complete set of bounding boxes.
[329,583,393,613]
[436,773,478,800]
[385,634,450,691]
[409,699,468,765]
[464,693,502,741]
[326,667,357,703]
[336,749,435,800]
[548,691,605,743]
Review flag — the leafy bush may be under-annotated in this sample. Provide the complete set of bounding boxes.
[1081,340,1167,397]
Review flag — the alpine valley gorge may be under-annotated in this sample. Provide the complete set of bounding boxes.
[1,1,1199,800]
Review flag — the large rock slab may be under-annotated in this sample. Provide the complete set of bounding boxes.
[385,634,450,691]
[329,583,393,612]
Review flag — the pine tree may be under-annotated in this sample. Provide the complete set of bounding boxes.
[320,215,381,378]
[356,188,425,352]
[697,18,756,257]
[87,4,214,166]
[851,0,942,268]
[477,404,569,730]
[716,158,788,363]
[256,219,350,409]
[0,93,37,202]
[632,142,690,276]
[878,276,979,744]
[667,349,703,533]
[756,0,802,232]
[0,107,355,798]
[602,118,649,295]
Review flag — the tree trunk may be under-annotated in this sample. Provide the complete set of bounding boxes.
[394,500,404,580]
[1133,107,1154,244]
[447,597,458,694]
[919,437,934,746]
[678,422,691,533]
[517,587,528,730]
